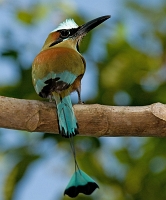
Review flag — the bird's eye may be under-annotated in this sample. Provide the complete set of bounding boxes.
[60,30,70,38]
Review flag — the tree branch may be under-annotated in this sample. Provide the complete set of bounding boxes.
[0,96,166,137]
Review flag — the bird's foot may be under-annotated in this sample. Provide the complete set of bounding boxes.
[78,100,84,104]
[48,95,53,102]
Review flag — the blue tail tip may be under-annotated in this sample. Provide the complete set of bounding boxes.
[64,182,99,198]
[64,170,99,198]
[60,125,79,138]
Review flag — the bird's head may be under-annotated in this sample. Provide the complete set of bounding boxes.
[41,15,110,52]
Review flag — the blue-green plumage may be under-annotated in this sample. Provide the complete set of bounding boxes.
[64,170,99,198]
[34,71,77,98]
[53,92,78,137]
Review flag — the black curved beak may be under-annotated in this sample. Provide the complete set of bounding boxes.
[76,15,111,36]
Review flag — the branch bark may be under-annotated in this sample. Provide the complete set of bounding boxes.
[0,96,166,137]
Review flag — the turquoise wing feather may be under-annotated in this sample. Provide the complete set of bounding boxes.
[34,70,77,96]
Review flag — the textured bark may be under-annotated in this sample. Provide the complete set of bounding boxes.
[0,96,166,137]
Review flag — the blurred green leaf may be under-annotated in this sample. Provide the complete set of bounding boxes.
[17,10,34,24]
[16,5,48,24]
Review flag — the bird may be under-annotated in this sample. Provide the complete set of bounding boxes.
[32,15,110,198]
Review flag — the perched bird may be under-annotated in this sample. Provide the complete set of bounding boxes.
[32,15,110,198]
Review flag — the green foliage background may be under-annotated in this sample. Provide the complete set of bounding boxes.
[1,0,166,200]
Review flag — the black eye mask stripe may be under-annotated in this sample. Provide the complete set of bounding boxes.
[49,28,80,47]
[49,38,63,47]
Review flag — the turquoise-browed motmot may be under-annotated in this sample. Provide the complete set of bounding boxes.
[32,15,110,198]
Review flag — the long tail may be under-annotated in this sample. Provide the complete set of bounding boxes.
[64,136,99,198]
[64,137,99,198]
[53,92,99,197]
[53,92,78,138]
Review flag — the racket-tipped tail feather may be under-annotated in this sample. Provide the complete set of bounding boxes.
[64,170,99,198]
